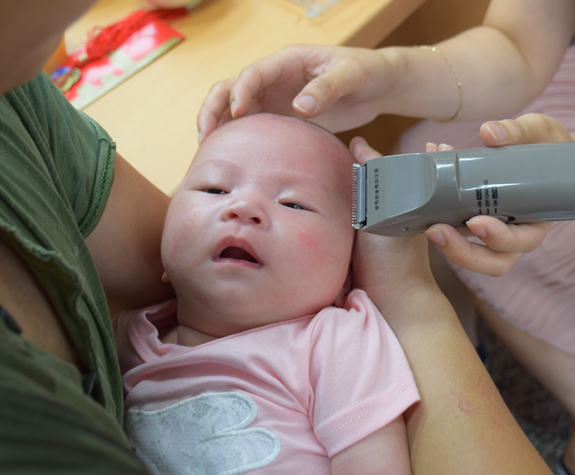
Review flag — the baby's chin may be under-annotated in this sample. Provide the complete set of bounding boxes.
[175,283,342,339]
[174,304,300,338]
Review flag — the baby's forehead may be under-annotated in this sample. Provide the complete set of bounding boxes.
[195,114,354,169]
[189,153,338,190]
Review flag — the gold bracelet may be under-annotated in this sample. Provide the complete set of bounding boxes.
[419,45,462,123]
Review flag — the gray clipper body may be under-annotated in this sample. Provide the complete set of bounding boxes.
[352,142,575,236]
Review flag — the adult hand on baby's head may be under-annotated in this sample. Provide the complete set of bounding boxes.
[197,45,389,143]
[425,113,572,276]
[350,137,436,315]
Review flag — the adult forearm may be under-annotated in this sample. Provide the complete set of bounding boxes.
[378,286,552,475]
[379,0,575,123]
[378,27,545,122]
[86,153,174,317]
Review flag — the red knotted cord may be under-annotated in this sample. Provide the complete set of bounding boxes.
[66,7,188,67]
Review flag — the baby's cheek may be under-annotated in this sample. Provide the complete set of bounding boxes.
[188,203,204,220]
[168,240,180,258]
[297,230,333,264]
[176,199,203,220]
[297,230,319,249]
[163,203,201,259]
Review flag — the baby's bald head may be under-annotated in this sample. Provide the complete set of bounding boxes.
[166,113,358,332]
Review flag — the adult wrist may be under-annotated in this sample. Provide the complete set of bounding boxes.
[370,281,456,332]
[375,46,408,115]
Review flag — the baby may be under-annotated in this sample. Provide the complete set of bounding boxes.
[114,113,419,475]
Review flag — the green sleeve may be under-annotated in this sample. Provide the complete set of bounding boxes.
[0,74,140,471]
[3,72,116,237]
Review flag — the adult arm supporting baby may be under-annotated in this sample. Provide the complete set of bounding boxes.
[85,152,174,317]
[331,416,410,475]
[351,137,553,475]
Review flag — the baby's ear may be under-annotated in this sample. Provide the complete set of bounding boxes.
[334,265,352,308]
[161,272,171,284]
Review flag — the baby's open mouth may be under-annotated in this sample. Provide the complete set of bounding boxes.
[220,246,259,264]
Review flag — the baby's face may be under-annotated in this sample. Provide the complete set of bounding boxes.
[161,114,355,336]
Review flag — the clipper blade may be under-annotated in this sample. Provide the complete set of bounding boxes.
[352,163,366,229]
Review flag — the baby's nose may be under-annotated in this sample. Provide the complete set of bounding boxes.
[223,199,266,226]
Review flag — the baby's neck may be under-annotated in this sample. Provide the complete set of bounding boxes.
[161,322,219,348]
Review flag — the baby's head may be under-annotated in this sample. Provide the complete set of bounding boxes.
[162,113,356,336]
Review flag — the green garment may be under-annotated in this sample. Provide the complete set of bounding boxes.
[0,73,149,473]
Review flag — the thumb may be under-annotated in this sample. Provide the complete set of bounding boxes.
[479,113,575,147]
[349,136,383,165]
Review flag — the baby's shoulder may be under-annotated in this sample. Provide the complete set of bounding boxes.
[311,289,381,332]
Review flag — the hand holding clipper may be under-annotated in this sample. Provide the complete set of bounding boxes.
[352,142,575,237]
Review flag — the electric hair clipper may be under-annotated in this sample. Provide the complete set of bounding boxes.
[352,142,575,236]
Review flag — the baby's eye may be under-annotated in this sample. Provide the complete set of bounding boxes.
[204,188,227,195]
[282,202,308,211]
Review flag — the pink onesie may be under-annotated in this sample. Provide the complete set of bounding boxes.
[114,289,420,475]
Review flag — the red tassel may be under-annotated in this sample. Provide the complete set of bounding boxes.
[67,7,188,67]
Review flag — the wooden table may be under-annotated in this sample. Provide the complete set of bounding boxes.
[67,0,425,194]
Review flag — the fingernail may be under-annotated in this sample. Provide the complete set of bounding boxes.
[350,142,362,157]
[294,95,318,114]
[198,131,203,145]
[486,124,507,142]
[425,228,446,247]
[230,101,238,118]
[426,142,435,152]
[350,136,365,153]
[467,220,487,238]
[438,143,451,151]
